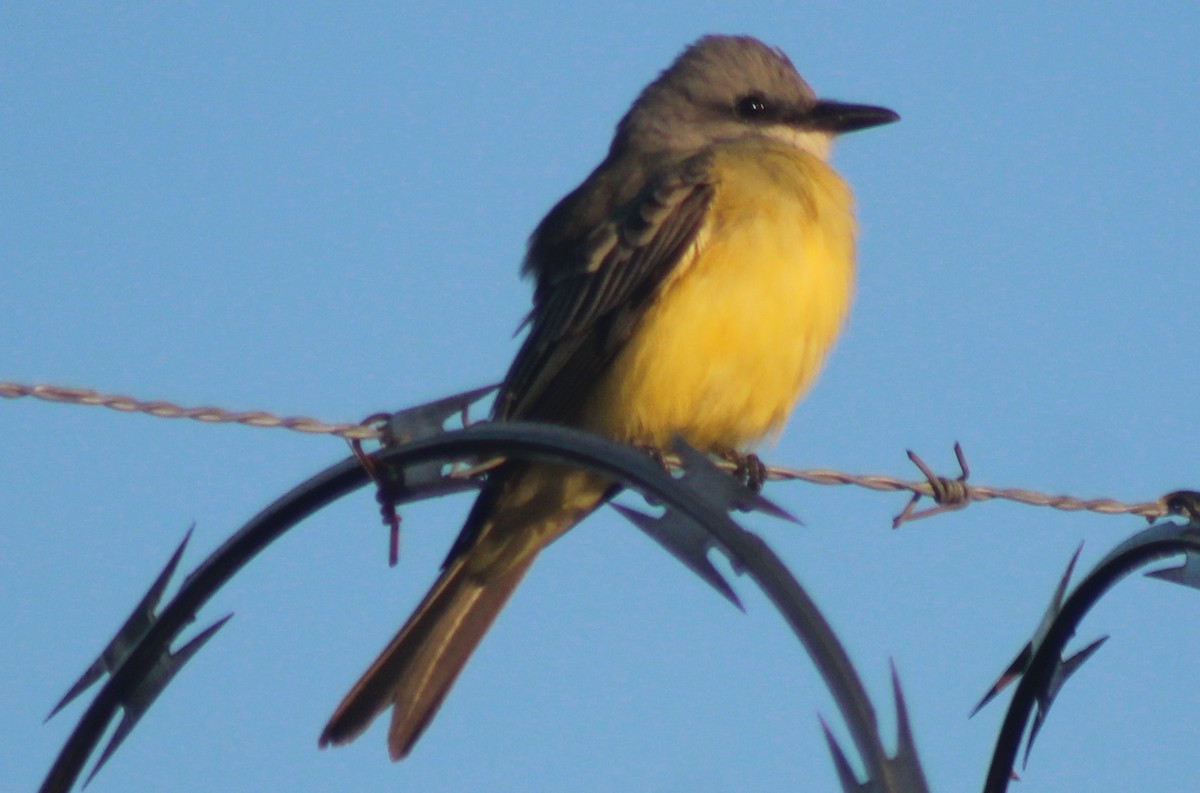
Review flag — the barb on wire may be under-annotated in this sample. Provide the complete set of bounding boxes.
[0,379,1168,522]
[892,442,972,528]
[768,460,1163,521]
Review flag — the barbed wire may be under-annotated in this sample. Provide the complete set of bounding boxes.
[0,381,379,440]
[0,380,1167,522]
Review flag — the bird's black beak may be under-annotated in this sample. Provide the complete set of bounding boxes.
[806,100,900,133]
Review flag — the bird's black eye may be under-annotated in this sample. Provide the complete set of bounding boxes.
[735,92,772,119]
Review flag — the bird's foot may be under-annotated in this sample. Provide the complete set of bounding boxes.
[718,449,767,493]
[635,444,671,473]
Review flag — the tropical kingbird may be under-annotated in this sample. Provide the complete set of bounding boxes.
[320,34,898,759]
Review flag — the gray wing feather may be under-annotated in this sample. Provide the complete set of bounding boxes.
[497,155,715,424]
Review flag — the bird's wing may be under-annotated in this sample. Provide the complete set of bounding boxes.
[497,153,716,424]
[440,154,715,568]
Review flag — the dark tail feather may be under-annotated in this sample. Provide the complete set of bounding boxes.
[319,554,534,759]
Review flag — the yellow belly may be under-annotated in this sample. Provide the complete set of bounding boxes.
[581,139,856,451]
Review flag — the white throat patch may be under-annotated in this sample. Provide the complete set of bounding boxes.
[763,125,834,161]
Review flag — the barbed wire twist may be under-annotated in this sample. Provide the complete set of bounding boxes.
[1,380,1166,521]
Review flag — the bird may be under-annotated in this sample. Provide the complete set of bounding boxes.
[320,34,898,760]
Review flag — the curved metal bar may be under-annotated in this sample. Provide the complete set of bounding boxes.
[983,521,1200,793]
[39,455,367,793]
[42,421,918,793]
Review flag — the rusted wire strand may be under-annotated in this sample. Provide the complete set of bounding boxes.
[0,380,1167,521]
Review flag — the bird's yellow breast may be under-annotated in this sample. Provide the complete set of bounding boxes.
[581,138,856,451]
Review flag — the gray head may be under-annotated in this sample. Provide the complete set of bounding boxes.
[613,35,897,160]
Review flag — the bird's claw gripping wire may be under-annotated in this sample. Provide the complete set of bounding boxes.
[717,449,769,492]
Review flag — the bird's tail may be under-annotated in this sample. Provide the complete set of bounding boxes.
[319,463,610,759]
[319,550,535,759]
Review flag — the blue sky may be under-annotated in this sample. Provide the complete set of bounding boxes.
[4,4,1199,792]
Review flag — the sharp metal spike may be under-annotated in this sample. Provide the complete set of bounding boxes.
[1022,635,1108,769]
[47,528,194,721]
[1146,550,1200,590]
[890,661,916,759]
[45,658,105,724]
[820,714,866,793]
[670,439,801,523]
[1036,543,1084,646]
[969,645,1031,718]
[613,439,805,612]
[971,543,1083,717]
[83,613,233,788]
[816,667,931,793]
[883,661,931,793]
[1057,635,1107,687]
[384,383,498,444]
[612,503,742,610]
[744,490,802,524]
